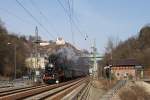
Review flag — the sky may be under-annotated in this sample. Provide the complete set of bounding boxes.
[0,0,150,54]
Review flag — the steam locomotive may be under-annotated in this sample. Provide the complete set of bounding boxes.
[43,54,89,84]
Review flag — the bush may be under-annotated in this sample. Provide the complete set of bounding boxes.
[128,74,133,80]
[111,73,117,80]
[119,85,150,100]
[119,89,137,100]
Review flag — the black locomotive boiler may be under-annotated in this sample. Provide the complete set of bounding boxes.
[43,54,89,84]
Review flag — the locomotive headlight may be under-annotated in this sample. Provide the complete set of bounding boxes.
[49,63,54,68]
[56,80,59,84]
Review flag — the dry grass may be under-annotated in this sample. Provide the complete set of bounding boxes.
[92,79,117,90]
[0,76,10,80]
[119,85,150,100]
[100,79,117,90]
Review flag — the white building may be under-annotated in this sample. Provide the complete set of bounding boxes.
[56,37,65,45]
[26,57,48,69]
[40,42,50,46]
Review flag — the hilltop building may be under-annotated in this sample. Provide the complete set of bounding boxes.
[40,41,49,46]
[56,37,65,45]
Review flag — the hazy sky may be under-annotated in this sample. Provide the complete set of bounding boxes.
[0,0,150,54]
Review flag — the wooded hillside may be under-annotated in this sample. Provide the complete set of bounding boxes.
[0,20,32,78]
[102,25,150,67]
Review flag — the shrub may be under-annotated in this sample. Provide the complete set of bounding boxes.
[128,74,133,80]
[119,85,150,100]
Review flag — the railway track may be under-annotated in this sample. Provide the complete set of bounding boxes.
[61,79,90,100]
[0,84,47,97]
[40,78,88,100]
[0,85,13,89]
[0,77,88,100]
[77,81,91,100]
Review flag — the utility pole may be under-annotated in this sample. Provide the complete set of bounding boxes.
[35,26,38,70]
[92,39,97,80]
[34,26,40,82]
[8,43,17,81]
[14,44,16,81]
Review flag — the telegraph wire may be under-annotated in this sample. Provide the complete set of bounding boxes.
[29,0,60,37]
[61,0,91,50]
[57,0,88,40]
[15,0,55,38]
[67,0,75,44]
[66,0,90,42]
[0,7,32,25]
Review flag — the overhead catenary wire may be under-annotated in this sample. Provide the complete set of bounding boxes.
[0,7,33,25]
[67,0,75,44]
[67,0,91,50]
[57,0,92,50]
[66,0,87,36]
[56,0,87,40]
[15,0,55,39]
[29,0,60,37]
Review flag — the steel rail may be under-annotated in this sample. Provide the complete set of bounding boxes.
[45,78,88,100]
[61,83,87,100]
[0,78,84,100]
[0,85,13,89]
[24,78,86,100]
[0,84,47,96]
[78,81,91,100]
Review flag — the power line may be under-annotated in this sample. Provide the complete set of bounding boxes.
[67,0,90,47]
[56,0,87,40]
[15,0,55,39]
[0,7,32,25]
[29,0,60,37]
[67,0,75,44]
